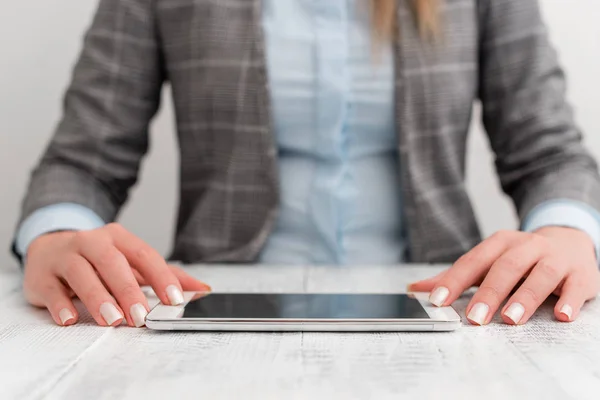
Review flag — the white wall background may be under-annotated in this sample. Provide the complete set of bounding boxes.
[1,1,600,269]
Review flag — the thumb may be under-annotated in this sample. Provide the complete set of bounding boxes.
[169,265,212,292]
[407,269,448,293]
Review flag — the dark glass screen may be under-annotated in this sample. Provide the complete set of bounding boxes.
[181,293,429,320]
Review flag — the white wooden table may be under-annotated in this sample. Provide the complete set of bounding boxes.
[1,265,600,400]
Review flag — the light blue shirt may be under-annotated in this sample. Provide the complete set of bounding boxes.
[15,0,600,264]
[258,0,404,264]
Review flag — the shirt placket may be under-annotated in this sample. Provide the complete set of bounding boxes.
[310,0,351,263]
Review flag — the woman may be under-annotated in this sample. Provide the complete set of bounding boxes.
[15,0,600,329]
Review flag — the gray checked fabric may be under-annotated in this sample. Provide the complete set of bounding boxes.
[16,0,600,263]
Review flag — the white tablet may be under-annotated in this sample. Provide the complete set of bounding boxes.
[146,292,461,332]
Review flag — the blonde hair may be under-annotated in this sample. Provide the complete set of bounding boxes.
[371,0,440,42]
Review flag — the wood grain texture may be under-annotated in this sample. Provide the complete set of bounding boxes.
[1,265,599,400]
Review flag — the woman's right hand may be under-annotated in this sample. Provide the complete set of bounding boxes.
[23,223,211,328]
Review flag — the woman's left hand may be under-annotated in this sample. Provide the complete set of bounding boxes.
[408,227,600,325]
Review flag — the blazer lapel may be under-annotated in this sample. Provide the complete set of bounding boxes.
[394,0,432,261]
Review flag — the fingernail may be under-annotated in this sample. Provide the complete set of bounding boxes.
[166,285,184,305]
[100,303,123,326]
[467,303,489,325]
[560,304,573,321]
[406,285,412,293]
[429,287,449,307]
[59,308,75,325]
[504,302,525,325]
[130,303,148,328]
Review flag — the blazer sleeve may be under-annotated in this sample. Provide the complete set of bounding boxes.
[17,0,164,227]
[477,0,600,221]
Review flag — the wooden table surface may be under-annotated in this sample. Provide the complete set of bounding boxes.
[1,264,599,400]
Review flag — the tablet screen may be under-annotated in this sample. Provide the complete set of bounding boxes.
[181,293,430,320]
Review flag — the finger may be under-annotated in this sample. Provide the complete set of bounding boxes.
[407,270,447,292]
[465,238,544,325]
[429,230,524,307]
[169,265,212,292]
[38,278,79,326]
[77,236,149,328]
[413,275,487,293]
[60,254,124,327]
[132,269,147,286]
[554,271,599,322]
[501,257,566,325]
[105,224,184,306]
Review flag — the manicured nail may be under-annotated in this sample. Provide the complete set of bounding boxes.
[467,303,489,325]
[504,303,525,325]
[100,303,123,326]
[130,303,148,328]
[166,285,184,305]
[429,287,449,307]
[559,304,573,321]
[59,308,75,325]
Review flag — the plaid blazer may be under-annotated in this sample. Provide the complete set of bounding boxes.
[17,0,600,263]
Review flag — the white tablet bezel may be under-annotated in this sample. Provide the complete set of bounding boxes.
[145,292,462,332]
